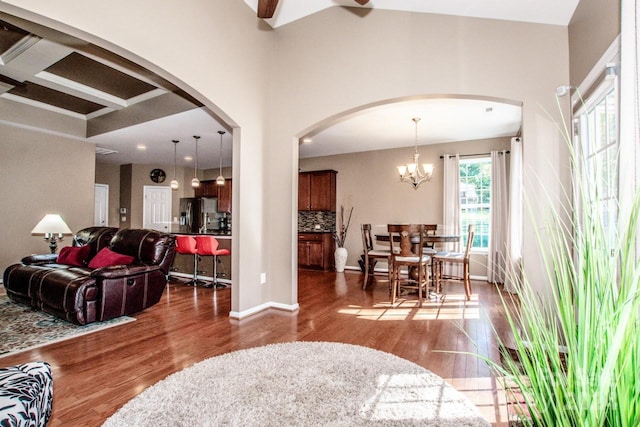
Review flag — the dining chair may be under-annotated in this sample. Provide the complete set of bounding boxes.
[432,224,476,301]
[387,224,431,307]
[360,224,392,290]
[422,224,438,255]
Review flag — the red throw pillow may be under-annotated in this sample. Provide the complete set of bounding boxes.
[57,245,91,267]
[88,247,135,269]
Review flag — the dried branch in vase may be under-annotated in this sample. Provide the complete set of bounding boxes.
[333,205,353,248]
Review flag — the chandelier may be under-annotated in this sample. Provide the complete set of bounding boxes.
[396,117,434,190]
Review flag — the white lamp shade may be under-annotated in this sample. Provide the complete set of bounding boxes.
[423,163,434,175]
[31,214,72,235]
[216,175,226,186]
[406,163,417,174]
[397,165,407,176]
[191,177,200,188]
[170,179,179,190]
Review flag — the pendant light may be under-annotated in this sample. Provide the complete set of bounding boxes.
[396,117,434,190]
[216,130,226,186]
[170,139,179,190]
[191,135,201,188]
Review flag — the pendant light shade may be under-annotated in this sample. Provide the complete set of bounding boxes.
[216,130,226,186]
[170,139,179,190]
[191,135,200,188]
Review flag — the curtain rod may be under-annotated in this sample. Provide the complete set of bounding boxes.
[439,151,510,159]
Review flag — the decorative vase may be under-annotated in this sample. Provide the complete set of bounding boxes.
[335,247,348,272]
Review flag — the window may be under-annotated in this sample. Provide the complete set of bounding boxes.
[573,78,619,248]
[459,157,491,250]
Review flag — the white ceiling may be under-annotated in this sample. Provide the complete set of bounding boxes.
[244,0,580,28]
[89,108,233,169]
[300,97,522,158]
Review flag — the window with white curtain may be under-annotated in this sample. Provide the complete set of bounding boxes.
[459,157,491,250]
[573,77,619,248]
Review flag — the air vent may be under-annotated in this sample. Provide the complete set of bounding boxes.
[96,146,118,155]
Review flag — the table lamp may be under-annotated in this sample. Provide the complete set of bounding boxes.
[31,214,73,253]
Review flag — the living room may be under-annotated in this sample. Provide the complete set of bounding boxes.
[1,0,636,425]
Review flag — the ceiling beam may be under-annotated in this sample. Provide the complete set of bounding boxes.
[257,0,279,19]
[0,72,24,87]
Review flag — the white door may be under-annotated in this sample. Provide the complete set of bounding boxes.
[94,184,109,226]
[143,186,172,232]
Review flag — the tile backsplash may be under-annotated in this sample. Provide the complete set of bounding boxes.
[298,211,336,232]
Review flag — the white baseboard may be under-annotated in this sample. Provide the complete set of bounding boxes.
[229,301,299,320]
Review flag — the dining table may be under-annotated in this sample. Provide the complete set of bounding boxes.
[374,233,461,254]
[375,231,461,286]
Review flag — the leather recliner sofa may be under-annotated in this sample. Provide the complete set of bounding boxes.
[3,227,176,325]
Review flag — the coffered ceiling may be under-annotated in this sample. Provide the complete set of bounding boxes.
[0,14,230,170]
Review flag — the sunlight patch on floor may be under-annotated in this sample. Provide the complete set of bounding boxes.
[338,294,480,321]
[445,376,509,426]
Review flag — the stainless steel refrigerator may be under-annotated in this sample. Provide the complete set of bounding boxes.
[179,198,203,233]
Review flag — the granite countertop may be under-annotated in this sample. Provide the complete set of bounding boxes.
[171,229,232,237]
[298,229,333,233]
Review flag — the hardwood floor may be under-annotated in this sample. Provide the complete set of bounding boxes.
[1,270,512,426]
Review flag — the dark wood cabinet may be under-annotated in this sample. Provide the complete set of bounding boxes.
[298,170,337,211]
[193,179,232,213]
[298,232,335,270]
[194,180,218,198]
[217,179,232,213]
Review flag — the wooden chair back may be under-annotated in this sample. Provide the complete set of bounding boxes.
[423,224,437,249]
[387,224,425,256]
[463,224,476,259]
[361,224,374,254]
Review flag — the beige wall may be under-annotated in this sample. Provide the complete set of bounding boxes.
[0,123,95,273]
[300,137,510,277]
[269,9,570,301]
[1,2,575,313]
[568,0,620,86]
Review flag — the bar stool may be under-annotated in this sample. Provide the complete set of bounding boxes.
[175,235,205,286]
[195,236,230,288]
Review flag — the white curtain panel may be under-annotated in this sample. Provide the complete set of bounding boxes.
[505,137,523,293]
[619,0,640,256]
[442,154,461,277]
[487,150,508,283]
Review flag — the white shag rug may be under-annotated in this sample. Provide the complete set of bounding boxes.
[103,342,489,427]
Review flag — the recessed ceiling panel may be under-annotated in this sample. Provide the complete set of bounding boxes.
[0,20,29,54]
[8,81,105,114]
[45,52,156,99]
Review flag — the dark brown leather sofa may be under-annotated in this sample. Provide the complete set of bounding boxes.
[3,227,176,325]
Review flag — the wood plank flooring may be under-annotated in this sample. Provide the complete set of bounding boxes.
[0,270,513,426]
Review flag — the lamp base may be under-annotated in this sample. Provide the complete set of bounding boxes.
[44,234,63,254]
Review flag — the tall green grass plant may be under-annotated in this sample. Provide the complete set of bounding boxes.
[486,117,639,426]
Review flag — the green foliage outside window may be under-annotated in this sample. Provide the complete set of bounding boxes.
[459,158,491,249]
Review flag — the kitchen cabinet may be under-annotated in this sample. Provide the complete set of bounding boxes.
[298,170,337,211]
[217,179,232,213]
[194,180,217,198]
[298,232,335,270]
[193,179,232,213]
